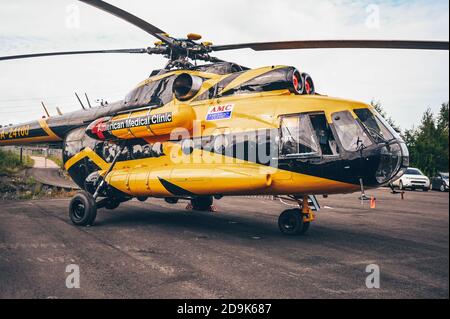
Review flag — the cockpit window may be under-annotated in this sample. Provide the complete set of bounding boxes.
[332,111,373,152]
[280,114,320,157]
[354,108,395,143]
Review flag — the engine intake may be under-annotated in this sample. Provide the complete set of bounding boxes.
[302,73,315,95]
[173,73,203,101]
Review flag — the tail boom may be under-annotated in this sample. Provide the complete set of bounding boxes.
[0,119,62,146]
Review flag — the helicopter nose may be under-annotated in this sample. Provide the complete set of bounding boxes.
[374,141,410,185]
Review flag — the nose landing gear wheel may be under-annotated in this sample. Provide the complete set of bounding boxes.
[278,209,310,236]
[69,191,97,226]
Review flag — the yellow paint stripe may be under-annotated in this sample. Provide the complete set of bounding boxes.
[220,66,286,95]
[190,78,224,103]
[64,147,109,171]
[38,119,62,141]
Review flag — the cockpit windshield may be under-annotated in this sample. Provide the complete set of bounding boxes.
[354,108,395,143]
[332,111,373,152]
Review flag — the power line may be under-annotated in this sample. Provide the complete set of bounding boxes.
[0,89,127,103]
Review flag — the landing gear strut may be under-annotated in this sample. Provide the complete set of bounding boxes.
[69,142,125,227]
[278,196,315,236]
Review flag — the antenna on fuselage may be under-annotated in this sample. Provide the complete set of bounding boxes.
[56,107,63,116]
[85,93,92,108]
[75,92,86,110]
[41,102,50,118]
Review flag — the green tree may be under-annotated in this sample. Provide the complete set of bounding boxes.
[437,102,449,134]
[371,100,449,177]
[405,104,449,177]
[437,102,449,171]
[370,100,401,133]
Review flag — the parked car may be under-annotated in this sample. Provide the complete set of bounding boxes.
[391,168,430,191]
[431,172,449,192]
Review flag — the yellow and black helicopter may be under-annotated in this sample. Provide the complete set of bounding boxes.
[0,0,448,235]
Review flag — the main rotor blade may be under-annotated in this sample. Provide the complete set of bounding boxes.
[79,0,171,44]
[212,40,450,52]
[0,48,147,61]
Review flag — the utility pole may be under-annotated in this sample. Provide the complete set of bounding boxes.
[45,148,48,168]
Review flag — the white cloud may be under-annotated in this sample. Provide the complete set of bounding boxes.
[0,0,448,129]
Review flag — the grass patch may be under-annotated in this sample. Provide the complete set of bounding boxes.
[0,149,75,201]
[0,149,34,175]
[47,154,64,168]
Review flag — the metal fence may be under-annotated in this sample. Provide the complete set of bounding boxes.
[0,146,62,164]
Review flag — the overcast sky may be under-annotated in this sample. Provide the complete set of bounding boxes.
[0,0,448,129]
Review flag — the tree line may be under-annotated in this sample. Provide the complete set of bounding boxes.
[373,101,449,177]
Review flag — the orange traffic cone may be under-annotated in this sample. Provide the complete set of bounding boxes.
[370,196,376,209]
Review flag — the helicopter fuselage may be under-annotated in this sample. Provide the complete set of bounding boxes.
[0,64,409,201]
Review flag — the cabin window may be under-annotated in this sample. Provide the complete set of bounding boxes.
[280,114,320,157]
[309,113,339,156]
[332,111,373,152]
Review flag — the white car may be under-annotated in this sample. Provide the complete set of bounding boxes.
[391,168,430,191]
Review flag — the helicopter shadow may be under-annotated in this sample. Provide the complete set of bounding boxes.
[91,202,429,252]
[95,204,281,239]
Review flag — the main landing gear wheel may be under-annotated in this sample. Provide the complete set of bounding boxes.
[69,191,97,226]
[278,209,310,236]
[191,196,214,211]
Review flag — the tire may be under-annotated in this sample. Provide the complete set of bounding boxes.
[423,187,429,192]
[69,191,97,226]
[440,185,446,192]
[191,196,214,211]
[399,181,404,190]
[278,209,310,236]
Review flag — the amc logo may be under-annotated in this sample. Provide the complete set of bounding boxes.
[209,104,234,113]
[206,104,235,121]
